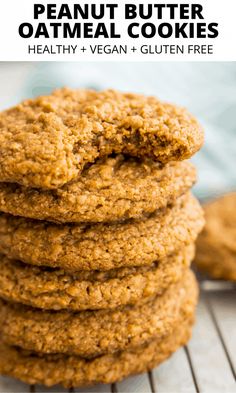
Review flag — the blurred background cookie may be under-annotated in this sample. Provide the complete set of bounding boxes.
[195,192,236,281]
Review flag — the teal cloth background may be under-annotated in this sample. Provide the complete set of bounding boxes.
[1,62,236,201]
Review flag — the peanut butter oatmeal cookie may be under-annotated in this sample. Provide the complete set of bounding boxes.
[0,88,203,189]
[0,244,194,311]
[0,193,204,271]
[0,158,196,223]
[0,314,194,388]
[0,270,198,358]
[195,192,236,281]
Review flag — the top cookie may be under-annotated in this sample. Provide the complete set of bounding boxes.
[0,88,203,189]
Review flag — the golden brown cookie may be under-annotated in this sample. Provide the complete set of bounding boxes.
[0,158,196,223]
[0,88,203,190]
[0,193,204,271]
[0,244,194,311]
[195,193,236,281]
[0,314,194,388]
[0,270,198,358]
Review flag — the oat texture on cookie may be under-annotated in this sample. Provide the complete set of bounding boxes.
[0,89,203,189]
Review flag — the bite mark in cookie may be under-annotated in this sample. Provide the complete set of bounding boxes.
[0,88,204,189]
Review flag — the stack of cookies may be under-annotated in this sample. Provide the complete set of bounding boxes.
[0,89,204,388]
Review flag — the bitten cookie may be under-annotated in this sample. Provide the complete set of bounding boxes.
[0,158,196,223]
[0,88,204,189]
[0,193,204,271]
[0,244,194,311]
[0,270,198,358]
[195,192,236,281]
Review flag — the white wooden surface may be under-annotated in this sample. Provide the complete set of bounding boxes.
[0,286,235,393]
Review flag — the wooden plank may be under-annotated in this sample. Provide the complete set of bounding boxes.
[207,290,236,377]
[75,383,111,393]
[36,383,111,392]
[152,347,196,393]
[201,280,236,291]
[0,376,29,392]
[187,294,236,393]
[35,384,68,392]
[116,373,151,393]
